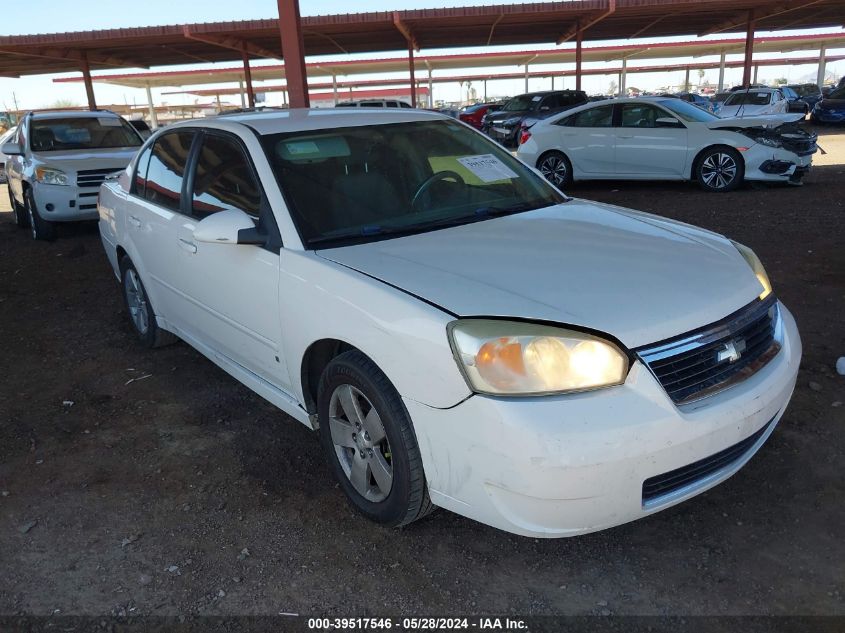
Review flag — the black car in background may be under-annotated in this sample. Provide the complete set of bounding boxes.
[482,90,588,148]
[777,86,810,114]
[674,92,714,112]
[787,83,823,110]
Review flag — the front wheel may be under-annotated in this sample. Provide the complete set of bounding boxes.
[24,188,56,240]
[9,186,28,228]
[317,350,434,528]
[537,151,573,189]
[696,147,744,192]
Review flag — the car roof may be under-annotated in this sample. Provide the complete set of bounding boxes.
[168,107,450,136]
[30,109,122,120]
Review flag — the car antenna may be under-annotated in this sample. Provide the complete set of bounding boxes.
[737,85,751,119]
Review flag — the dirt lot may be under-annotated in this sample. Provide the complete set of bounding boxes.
[0,125,843,621]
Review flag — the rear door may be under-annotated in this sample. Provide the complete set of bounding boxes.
[614,103,688,177]
[552,104,615,175]
[125,129,197,322]
[170,130,289,389]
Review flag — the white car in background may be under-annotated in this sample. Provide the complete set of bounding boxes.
[517,97,816,192]
[97,109,800,537]
[718,88,789,118]
[3,110,143,240]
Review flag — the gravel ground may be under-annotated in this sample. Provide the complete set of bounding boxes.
[0,124,843,619]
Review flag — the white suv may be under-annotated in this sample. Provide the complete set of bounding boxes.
[97,109,800,537]
[4,110,142,240]
[336,100,413,108]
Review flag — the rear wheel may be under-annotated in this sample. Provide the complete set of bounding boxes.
[537,151,573,189]
[318,350,434,528]
[696,147,743,192]
[119,256,176,348]
[24,188,56,241]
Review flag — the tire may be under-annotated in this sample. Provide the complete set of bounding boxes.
[695,147,744,193]
[24,188,56,241]
[537,151,573,189]
[8,186,28,229]
[317,350,434,528]
[119,256,176,349]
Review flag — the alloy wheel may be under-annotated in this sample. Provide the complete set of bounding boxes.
[328,384,393,502]
[700,152,738,190]
[124,269,150,334]
[539,155,568,187]
[26,198,37,240]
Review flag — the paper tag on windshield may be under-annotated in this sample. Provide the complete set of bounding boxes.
[98,117,122,127]
[457,154,518,183]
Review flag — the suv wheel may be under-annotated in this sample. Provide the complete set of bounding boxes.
[9,187,28,229]
[318,350,434,528]
[24,188,56,241]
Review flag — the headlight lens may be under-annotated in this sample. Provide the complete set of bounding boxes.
[34,166,69,186]
[732,240,772,300]
[448,320,629,396]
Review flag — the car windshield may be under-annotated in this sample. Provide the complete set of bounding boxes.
[657,99,718,122]
[261,119,566,248]
[30,116,141,151]
[724,92,771,106]
[711,93,730,103]
[791,84,820,98]
[501,95,539,112]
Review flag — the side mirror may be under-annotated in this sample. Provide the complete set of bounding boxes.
[2,141,22,156]
[193,208,265,245]
[655,117,681,127]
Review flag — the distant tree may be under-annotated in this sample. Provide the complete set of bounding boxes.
[771,77,788,86]
[608,79,618,95]
[50,98,78,108]
[697,69,705,86]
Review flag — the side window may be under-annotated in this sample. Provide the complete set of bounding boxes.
[361,101,384,107]
[560,104,613,128]
[399,102,412,108]
[132,145,153,197]
[539,94,561,111]
[191,134,262,220]
[144,131,195,212]
[386,101,399,108]
[621,103,660,128]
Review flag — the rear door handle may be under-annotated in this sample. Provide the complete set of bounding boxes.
[178,238,197,254]
[128,215,141,227]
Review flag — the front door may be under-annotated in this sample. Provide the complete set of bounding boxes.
[614,103,688,177]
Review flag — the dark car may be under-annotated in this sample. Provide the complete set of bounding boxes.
[675,92,714,112]
[458,102,502,130]
[777,86,809,114]
[811,85,845,124]
[482,90,588,148]
[127,119,152,139]
[787,83,823,110]
[729,84,768,92]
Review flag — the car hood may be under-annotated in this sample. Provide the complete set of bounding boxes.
[485,109,531,123]
[707,113,805,128]
[32,147,139,170]
[317,201,763,348]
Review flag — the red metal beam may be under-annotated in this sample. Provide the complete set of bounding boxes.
[557,0,616,45]
[700,0,826,36]
[182,27,278,59]
[0,45,145,69]
[277,0,309,108]
[575,24,583,91]
[242,51,255,108]
[393,12,420,52]
[742,10,756,88]
[80,51,97,111]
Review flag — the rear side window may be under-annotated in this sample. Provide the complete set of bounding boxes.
[561,104,613,127]
[191,134,262,220]
[144,131,195,212]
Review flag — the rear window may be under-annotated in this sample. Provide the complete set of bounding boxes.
[29,116,141,151]
[790,84,821,98]
[724,92,772,106]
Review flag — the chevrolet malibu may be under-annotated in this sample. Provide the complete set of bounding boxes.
[97,109,800,537]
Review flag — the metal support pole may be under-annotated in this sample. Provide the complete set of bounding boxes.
[427,69,433,108]
[332,74,338,105]
[524,64,529,93]
[408,42,417,107]
[483,79,487,101]
[718,51,726,91]
[619,58,627,96]
[80,52,97,111]
[551,76,554,90]
[216,93,222,113]
[684,67,690,92]
[575,25,583,91]
[238,81,246,108]
[753,64,759,84]
[741,11,756,89]
[145,83,158,130]
[242,51,255,108]
[817,44,827,87]
[277,0,309,108]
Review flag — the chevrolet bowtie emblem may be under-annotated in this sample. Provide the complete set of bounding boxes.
[717,338,747,364]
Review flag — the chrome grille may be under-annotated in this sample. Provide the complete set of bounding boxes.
[637,296,780,405]
[76,167,122,189]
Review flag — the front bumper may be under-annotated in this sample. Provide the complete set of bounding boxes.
[407,303,800,537]
[744,144,814,183]
[812,110,845,123]
[483,124,519,148]
[32,183,99,222]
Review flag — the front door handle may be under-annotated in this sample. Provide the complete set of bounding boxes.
[178,238,197,254]
[128,215,141,228]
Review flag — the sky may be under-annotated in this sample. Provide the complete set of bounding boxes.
[1,0,843,112]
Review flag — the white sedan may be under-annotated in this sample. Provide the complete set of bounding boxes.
[517,97,815,191]
[97,109,800,537]
[718,88,789,118]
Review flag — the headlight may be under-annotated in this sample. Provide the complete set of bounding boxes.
[447,320,629,396]
[34,166,69,186]
[732,241,772,300]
